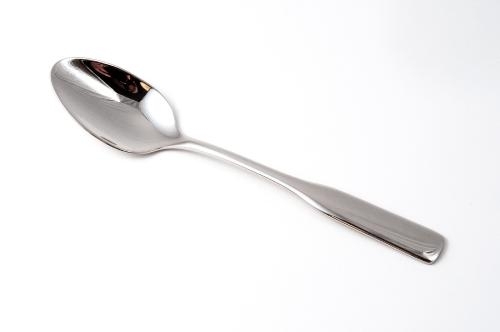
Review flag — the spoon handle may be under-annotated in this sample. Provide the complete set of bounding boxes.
[175,138,445,264]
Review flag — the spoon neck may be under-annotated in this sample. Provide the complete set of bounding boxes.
[172,137,305,194]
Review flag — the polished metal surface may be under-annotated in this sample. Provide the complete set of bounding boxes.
[51,58,445,264]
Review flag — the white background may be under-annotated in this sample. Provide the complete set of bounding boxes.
[1,0,499,331]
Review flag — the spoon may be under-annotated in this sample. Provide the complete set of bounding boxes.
[51,58,445,264]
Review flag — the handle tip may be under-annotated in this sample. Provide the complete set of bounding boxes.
[418,234,446,264]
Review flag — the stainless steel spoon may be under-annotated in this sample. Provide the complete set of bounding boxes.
[51,58,445,264]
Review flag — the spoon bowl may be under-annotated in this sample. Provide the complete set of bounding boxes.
[51,58,182,153]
